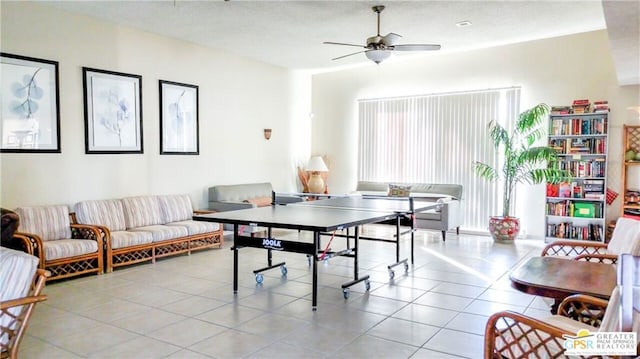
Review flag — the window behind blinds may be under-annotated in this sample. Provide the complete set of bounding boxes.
[358,87,521,232]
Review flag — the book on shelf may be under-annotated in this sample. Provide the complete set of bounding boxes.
[559,182,572,198]
[572,105,591,114]
[546,222,603,241]
[551,106,572,115]
[572,99,590,106]
[593,100,609,113]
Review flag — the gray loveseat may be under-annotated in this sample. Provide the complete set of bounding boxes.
[355,181,464,241]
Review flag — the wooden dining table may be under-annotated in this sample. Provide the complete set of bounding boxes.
[509,256,616,313]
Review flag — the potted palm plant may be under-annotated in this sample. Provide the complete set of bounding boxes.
[474,103,570,242]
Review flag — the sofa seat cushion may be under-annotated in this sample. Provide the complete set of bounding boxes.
[243,197,272,207]
[74,199,126,232]
[109,231,154,249]
[43,239,98,261]
[129,225,188,243]
[166,220,220,235]
[158,194,193,223]
[122,196,164,229]
[16,205,72,241]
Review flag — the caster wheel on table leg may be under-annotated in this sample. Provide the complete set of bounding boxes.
[364,279,371,291]
[404,263,409,273]
[389,270,395,279]
[343,288,350,300]
[255,274,264,284]
[280,265,288,276]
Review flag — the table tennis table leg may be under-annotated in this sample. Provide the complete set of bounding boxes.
[233,224,239,294]
[252,226,287,283]
[312,231,319,311]
[411,214,415,264]
[341,226,371,299]
[396,216,400,263]
[387,215,409,279]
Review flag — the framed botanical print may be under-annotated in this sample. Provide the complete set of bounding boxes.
[159,80,199,155]
[1,53,61,153]
[83,67,143,154]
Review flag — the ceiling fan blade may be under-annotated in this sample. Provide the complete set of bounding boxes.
[331,50,365,61]
[392,44,441,51]
[382,32,402,46]
[323,41,366,48]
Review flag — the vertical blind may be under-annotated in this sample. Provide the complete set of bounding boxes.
[358,87,521,232]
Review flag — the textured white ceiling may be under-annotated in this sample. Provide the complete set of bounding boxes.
[42,1,637,83]
[602,0,640,86]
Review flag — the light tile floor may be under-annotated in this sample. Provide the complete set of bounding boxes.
[21,226,553,358]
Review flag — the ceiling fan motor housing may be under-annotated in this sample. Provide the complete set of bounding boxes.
[367,35,387,49]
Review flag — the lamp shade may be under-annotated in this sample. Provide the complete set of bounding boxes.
[365,50,391,64]
[306,156,329,172]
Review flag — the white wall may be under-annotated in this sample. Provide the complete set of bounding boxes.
[0,2,311,209]
[311,30,640,238]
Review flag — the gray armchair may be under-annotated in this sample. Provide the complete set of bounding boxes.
[355,181,463,241]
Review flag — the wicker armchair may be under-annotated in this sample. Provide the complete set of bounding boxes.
[484,288,637,358]
[541,217,640,264]
[13,205,103,280]
[486,254,640,358]
[0,269,48,359]
[0,247,49,359]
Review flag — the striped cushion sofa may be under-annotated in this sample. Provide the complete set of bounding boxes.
[12,205,104,280]
[74,194,223,272]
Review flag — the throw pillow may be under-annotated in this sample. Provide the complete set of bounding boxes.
[243,197,272,207]
[388,184,411,197]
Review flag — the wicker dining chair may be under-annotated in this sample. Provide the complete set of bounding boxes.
[541,217,640,264]
[485,254,640,358]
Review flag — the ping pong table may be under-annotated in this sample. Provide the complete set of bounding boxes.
[194,195,438,310]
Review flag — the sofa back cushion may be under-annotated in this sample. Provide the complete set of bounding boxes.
[122,196,164,228]
[158,194,193,223]
[74,199,126,232]
[406,183,463,200]
[356,181,390,193]
[356,182,463,200]
[209,182,273,202]
[15,205,72,241]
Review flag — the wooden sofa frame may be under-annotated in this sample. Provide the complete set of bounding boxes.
[71,211,224,273]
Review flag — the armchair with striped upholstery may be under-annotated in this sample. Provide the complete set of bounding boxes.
[13,205,103,280]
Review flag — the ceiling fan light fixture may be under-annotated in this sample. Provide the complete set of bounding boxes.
[366,50,391,64]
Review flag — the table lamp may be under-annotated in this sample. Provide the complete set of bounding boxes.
[306,156,329,193]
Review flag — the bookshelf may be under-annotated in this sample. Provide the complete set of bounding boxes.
[546,112,608,242]
[622,125,640,219]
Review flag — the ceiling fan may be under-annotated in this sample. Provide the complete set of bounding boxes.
[324,5,441,64]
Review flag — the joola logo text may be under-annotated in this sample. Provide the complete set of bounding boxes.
[262,238,282,249]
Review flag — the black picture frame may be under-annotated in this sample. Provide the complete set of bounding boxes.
[0,53,61,153]
[83,67,143,154]
[159,80,199,155]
